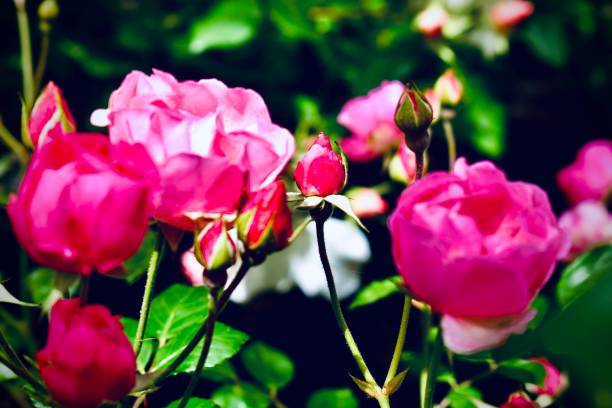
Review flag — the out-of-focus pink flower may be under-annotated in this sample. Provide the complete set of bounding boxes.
[389,158,568,352]
[559,200,612,259]
[416,4,448,37]
[194,219,237,272]
[338,81,405,162]
[348,188,388,218]
[8,130,155,276]
[434,69,463,107]
[96,69,294,230]
[501,392,539,408]
[490,0,534,31]
[182,248,204,286]
[398,140,418,183]
[557,140,612,205]
[36,299,136,408]
[294,133,346,197]
[424,89,441,123]
[29,82,76,148]
[528,357,567,397]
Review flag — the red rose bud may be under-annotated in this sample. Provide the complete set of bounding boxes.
[237,180,292,256]
[36,299,135,408]
[29,82,76,148]
[294,132,346,197]
[434,69,463,107]
[501,392,539,408]
[416,4,448,37]
[394,83,433,155]
[194,219,237,273]
[527,358,567,397]
[490,0,534,31]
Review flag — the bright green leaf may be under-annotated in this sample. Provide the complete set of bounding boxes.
[212,383,271,408]
[448,385,483,408]
[498,358,546,386]
[167,398,216,408]
[350,277,402,309]
[201,360,238,383]
[528,296,548,330]
[557,245,612,307]
[307,388,359,408]
[241,341,294,389]
[25,268,54,304]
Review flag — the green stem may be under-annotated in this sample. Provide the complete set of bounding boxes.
[314,218,389,408]
[421,326,442,408]
[415,152,425,179]
[177,290,219,408]
[34,31,50,94]
[384,295,411,386]
[15,0,35,111]
[0,119,29,166]
[287,216,312,244]
[0,330,46,394]
[441,109,457,171]
[134,232,165,357]
[419,307,432,408]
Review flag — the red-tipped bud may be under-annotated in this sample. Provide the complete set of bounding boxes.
[500,392,539,408]
[490,0,534,31]
[434,69,463,107]
[29,82,76,148]
[237,180,292,256]
[394,84,433,155]
[294,132,346,197]
[416,4,448,37]
[194,219,236,273]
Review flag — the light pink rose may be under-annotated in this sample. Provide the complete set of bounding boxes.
[416,5,448,38]
[349,188,388,218]
[389,158,567,352]
[559,200,612,259]
[98,69,294,230]
[338,81,405,162]
[490,0,534,31]
[557,140,612,205]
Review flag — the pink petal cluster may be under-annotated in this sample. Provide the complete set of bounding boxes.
[528,357,566,397]
[8,130,155,275]
[389,159,567,353]
[100,69,294,230]
[557,140,612,205]
[490,0,534,31]
[294,133,346,197]
[559,200,612,259]
[36,299,136,408]
[338,81,405,162]
[29,81,76,148]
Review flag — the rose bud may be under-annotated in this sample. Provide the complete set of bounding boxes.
[557,140,612,205]
[294,132,346,197]
[559,200,612,260]
[394,83,433,155]
[348,188,388,218]
[194,219,237,275]
[28,81,76,148]
[434,69,463,107]
[527,358,567,398]
[389,158,568,353]
[416,4,448,37]
[501,392,539,408]
[424,88,441,123]
[237,180,292,256]
[36,299,136,408]
[8,130,156,276]
[389,140,418,185]
[490,0,534,31]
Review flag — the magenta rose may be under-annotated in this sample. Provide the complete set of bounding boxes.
[37,299,136,408]
[559,200,612,259]
[96,69,294,230]
[389,159,567,352]
[338,81,405,162]
[8,130,155,275]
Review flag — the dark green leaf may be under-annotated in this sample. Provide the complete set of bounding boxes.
[498,358,546,386]
[212,383,271,408]
[448,385,482,408]
[528,296,548,330]
[557,245,612,307]
[121,317,155,374]
[463,79,506,158]
[269,0,317,40]
[307,388,359,408]
[201,360,238,383]
[122,229,157,285]
[167,398,216,408]
[241,342,294,389]
[350,277,402,309]
[522,16,569,67]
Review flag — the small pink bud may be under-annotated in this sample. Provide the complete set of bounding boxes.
[29,82,76,148]
[394,83,433,155]
[490,0,534,31]
[434,69,463,107]
[424,88,441,122]
[416,5,448,37]
[194,219,236,273]
[237,180,293,256]
[501,392,539,408]
[294,133,346,197]
[528,358,567,398]
[349,188,388,218]
[389,140,418,185]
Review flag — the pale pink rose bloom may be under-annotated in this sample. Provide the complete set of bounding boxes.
[338,81,405,162]
[557,140,612,205]
[559,200,612,259]
[348,188,388,218]
[99,69,294,230]
[490,0,534,31]
[416,4,448,37]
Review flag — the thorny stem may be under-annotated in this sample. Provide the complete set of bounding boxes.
[14,0,35,111]
[384,295,411,386]
[0,119,29,166]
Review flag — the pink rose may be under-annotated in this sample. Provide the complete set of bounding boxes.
[416,5,448,37]
[98,69,294,230]
[527,357,567,397]
[557,140,612,205]
[559,200,612,259]
[29,81,76,148]
[338,81,405,162]
[389,159,567,352]
[490,0,534,31]
[36,299,136,408]
[294,133,346,197]
[348,188,388,218]
[8,130,155,275]
[501,392,539,408]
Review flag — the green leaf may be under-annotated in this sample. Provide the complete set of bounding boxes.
[121,318,155,374]
[528,296,548,330]
[201,360,238,383]
[0,283,37,307]
[307,388,359,408]
[557,245,612,307]
[0,362,16,381]
[498,358,546,386]
[324,194,368,232]
[350,277,402,309]
[147,285,248,374]
[25,268,54,304]
[212,383,271,408]
[241,342,294,389]
[186,0,261,54]
[448,385,483,408]
[167,398,216,408]
[122,229,157,285]
[522,16,568,67]
[269,0,317,40]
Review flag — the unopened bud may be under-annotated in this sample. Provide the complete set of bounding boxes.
[434,69,463,107]
[38,0,59,21]
[194,219,237,276]
[394,83,433,155]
